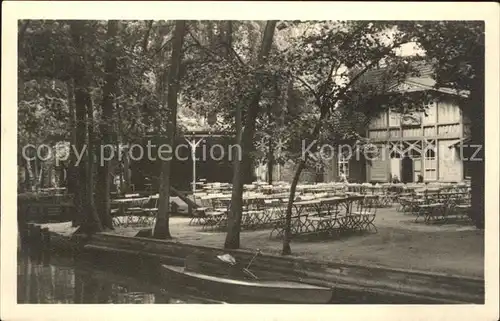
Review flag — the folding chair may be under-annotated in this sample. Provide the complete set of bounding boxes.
[350,195,378,233]
[137,196,158,226]
[189,208,208,226]
[212,198,231,213]
[124,198,148,227]
[447,192,472,221]
[416,193,445,223]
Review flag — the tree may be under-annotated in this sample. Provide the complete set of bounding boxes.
[277,21,415,255]
[69,20,103,233]
[66,80,78,199]
[402,21,485,228]
[152,20,187,239]
[224,20,278,249]
[179,21,279,248]
[95,20,120,230]
[18,21,71,192]
[223,20,243,247]
[18,20,181,233]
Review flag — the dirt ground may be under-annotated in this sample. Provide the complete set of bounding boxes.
[111,206,484,278]
[46,205,483,278]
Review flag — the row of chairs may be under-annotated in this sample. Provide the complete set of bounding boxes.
[110,196,159,228]
[190,198,287,231]
[397,191,471,224]
[269,196,379,239]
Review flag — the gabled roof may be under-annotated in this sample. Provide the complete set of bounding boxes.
[387,79,469,97]
[361,61,469,98]
[362,61,433,84]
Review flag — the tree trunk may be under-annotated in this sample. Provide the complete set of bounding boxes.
[118,150,124,193]
[18,21,31,191]
[70,21,103,234]
[74,87,102,233]
[242,152,256,184]
[281,160,305,255]
[114,110,124,196]
[20,157,28,192]
[267,139,273,185]
[23,152,34,192]
[224,20,243,249]
[48,160,55,187]
[142,20,153,53]
[67,81,82,227]
[58,165,66,187]
[123,150,131,193]
[217,21,226,47]
[18,20,29,110]
[225,21,232,56]
[467,82,485,229]
[66,81,78,197]
[282,117,324,255]
[85,92,102,232]
[96,20,119,230]
[224,20,277,249]
[117,102,130,195]
[152,20,186,239]
[33,156,39,191]
[267,81,280,185]
[224,95,243,248]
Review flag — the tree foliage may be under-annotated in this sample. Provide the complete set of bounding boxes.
[18,20,481,239]
[402,21,485,228]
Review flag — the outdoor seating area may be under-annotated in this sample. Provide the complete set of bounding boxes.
[110,194,158,228]
[188,181,376,238]
[396,187,472,224]
[19,179,473,234]
[184,180,473,238]
[18,189,75,223]
[268,195,379,239]
[190,192,285,231]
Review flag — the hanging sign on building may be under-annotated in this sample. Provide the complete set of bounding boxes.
[401,112,421,126]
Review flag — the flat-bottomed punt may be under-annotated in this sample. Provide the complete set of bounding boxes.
[160,264,333,304]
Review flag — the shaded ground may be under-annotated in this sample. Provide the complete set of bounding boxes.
[42,206,484,278]
[113,206,484,278]
[39,221,78,237]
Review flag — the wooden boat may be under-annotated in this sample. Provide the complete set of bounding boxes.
[160,264,333,304]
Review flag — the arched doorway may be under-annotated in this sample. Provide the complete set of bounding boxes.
[401,153,414,183]
[390,150,402,182]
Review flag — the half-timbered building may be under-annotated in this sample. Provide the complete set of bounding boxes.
[325,62,471,184]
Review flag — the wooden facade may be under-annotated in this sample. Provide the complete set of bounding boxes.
[364,94,469,183]
[321,77,470,184]
[261,63,472,185]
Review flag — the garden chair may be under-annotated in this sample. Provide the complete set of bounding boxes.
[123,198,149,226]
[350,195,378,233]
[446,192,472,221]
[137,195,158,226]
[189,208,208,226]
[415,192,446,223]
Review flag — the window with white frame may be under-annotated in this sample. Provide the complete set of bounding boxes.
[424,148,437,180]
[338,154,349,179]
[388,111,401,127]
[423,101,437,125]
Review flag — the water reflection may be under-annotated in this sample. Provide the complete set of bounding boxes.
[17,248,223,304]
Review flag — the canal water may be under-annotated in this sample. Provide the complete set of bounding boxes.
[17,247,226,304]
[16,245,410,304]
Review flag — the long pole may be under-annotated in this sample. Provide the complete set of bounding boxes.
[186,136,205,196]
[192,139,196,195]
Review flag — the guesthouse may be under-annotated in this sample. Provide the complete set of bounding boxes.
[326,62,472,184]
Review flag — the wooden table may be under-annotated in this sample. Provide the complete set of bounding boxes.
[415,191,471,223]
[111,197,150,227]
[201,210,228,231]
[269,196,367,238]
